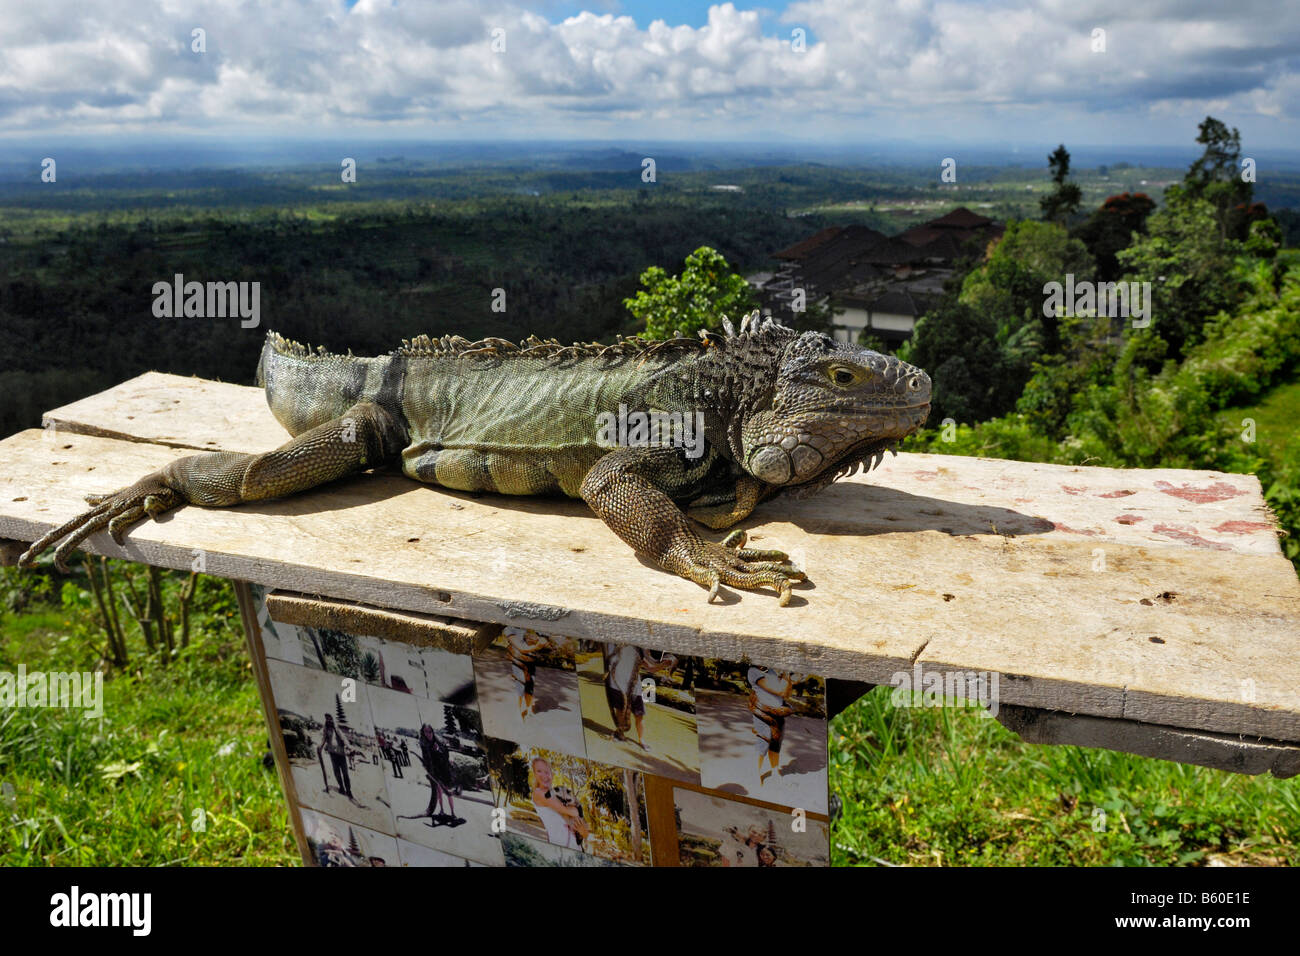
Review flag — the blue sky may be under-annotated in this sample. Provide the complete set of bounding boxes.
[0,1,1295,149]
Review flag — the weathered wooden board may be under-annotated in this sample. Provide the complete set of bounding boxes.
[264,590,499,655]
[41,371,289,453]
[0,373,1297,744]
[996,705,1300,778]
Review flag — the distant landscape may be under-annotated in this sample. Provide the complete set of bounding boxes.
[3,142,1298,444]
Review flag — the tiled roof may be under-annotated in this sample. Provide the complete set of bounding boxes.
[928,206,994,228]
[772,226,846,261]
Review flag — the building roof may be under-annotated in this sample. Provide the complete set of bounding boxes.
[771,227,846,261]
[928,206,995,229]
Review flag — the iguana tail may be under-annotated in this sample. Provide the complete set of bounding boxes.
[258,332,408,437]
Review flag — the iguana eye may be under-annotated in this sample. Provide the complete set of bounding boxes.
[830,367,857,386]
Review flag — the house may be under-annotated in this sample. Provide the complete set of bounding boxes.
[756,207,1002,345]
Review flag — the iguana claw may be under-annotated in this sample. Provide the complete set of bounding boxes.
[18,472,183,573]
[680,529,806,606]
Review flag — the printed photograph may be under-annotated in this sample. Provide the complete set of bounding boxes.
[249,585,304,666]
[297,625,364,678]
[577,640,701,782]
[300,807,399,867]
[695,661,828,813]
[474,627,584,756]
[397,838,490,868]
[266,658,392,834]
[356,632,427,697]
[503,833,627,868]
[367,684,499,865]
[421,645,477,706]
[487,739,651,865]
[673,788,830,868]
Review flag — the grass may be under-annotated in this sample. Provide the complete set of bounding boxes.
[830,688,1299,867]
[1,563,1296,867]
[1220,370,1300,459]
[0,570,297,866]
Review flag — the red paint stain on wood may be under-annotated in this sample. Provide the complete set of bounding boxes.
[1053,522,1099,536]
[1061,485,1086,496]
[1098,489,1136,499]
[913,470,939,481]
[1212,520,1274,534]
[1153,480,1244,504]
[1115,514,1145,525]
[1152,523,1232,550]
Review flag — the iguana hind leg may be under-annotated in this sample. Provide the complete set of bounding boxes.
[580,447,805,605]
[19,401,406,571]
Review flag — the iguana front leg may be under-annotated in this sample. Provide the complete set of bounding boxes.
[579,447,805,605]
[685,474,773,530]
[19,401,406,571]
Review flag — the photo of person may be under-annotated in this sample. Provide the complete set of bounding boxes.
[531,755,588,849]
[367,684,500,865]
[695,660,828,812]
[474,628,584,756]
[300,807,399,868]
[319,712,353,798]
[578,641,701,782]
[673,788,829,868]
[488,740,651,865]
[266,658,392,833]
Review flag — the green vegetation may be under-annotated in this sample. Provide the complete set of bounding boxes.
[831,688,1299,866]
[5,561,1294,867]
[902,118,1300,572]
[0,563,295,865]
[0,129,1296,867]
[625,246,757,339]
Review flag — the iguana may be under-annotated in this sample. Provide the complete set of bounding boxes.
[19,313,931,605]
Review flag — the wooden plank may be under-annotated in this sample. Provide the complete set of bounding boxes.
[1,424,1296,743]
[264,590,499,655]
[0,538,25,566]
[41,371,289,454]
[996,704,1300,779]
[37,372,1286,557]
[234,580,313,865]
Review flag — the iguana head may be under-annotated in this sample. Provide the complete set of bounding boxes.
[739,329,931,494]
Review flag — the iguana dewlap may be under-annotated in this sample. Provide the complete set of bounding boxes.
[20,313,931,605]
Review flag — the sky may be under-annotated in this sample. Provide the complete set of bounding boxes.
[1,0,1297,150]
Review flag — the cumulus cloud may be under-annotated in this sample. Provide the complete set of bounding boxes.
[0,0,1293,141]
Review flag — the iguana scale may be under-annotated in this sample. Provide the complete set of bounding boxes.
[20,313,931,605]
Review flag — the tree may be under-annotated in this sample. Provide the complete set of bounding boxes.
[1182,116,1259,240]
[624,246,757,340]
[959,219,1094,358]
[1071,192,1157,281]
[1186,117,1242,192]
[904,299,1023,424]
[1116,189,1247,357]
[360,651,381,683]
[1040,145,1083,224]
